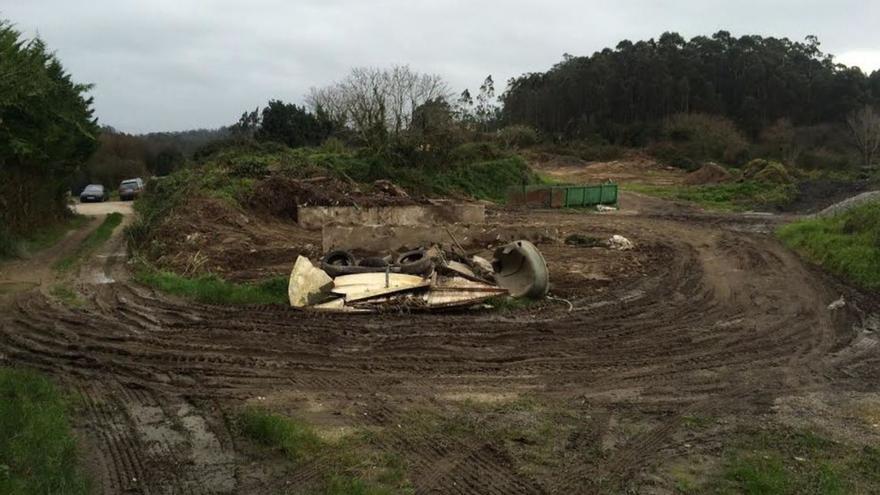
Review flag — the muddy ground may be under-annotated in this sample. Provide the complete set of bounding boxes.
[0,186,879,494]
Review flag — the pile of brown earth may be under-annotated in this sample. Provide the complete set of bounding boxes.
[247,176,425,220]
[148,197,320,281]
[683,162,735,185]
[144,177,428,281]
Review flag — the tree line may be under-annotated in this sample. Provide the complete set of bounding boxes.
[501,31,880,145]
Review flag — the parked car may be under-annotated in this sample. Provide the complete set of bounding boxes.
[79,184,108,202]
[119,178,145,201]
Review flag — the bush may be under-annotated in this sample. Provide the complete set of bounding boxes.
[743,159,793,184]
[496,125,539,148]
[449,141,507,163]
[652,113,750,167]
[797,147,854,171]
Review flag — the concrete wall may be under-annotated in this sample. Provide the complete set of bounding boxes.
[298,203,485,230]
[322,224,558,252]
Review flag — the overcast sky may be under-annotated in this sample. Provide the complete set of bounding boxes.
[3,1,879,133]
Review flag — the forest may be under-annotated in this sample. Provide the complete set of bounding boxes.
[502,31,880,142]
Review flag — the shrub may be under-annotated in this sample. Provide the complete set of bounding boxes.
[796,147,854,171]
[653,113,750,167]
[449,141,507,163]
[496,125,539,148]
[743,159,793,184]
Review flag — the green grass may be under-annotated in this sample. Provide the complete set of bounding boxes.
[238,407,324,461]
[49,284,85,308]
[778,200,880,290]
[679,427,880,494]
[626,181,796,211]
[0,215,88,261]
[0,367,90,494]
[236,407,408,495]
[135,268,288,305]
[53,212,124,272]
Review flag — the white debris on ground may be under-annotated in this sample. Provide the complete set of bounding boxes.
[596,204,618,212]
[827,296,846,311]
[607,235,634,251]
[288,256,333,307]
[287,240,549,313]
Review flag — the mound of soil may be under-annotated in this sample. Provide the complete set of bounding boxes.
[150,197,321,281]
[683,162,734,185]
[247,176,423,220]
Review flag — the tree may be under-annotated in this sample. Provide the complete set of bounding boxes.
[846,105,880,167]
[231,108,260,137]
[474,75,500,131]
[0,20,99,235]
[500,32,871,144]
[255,100,332,148]
[307,65,450,150]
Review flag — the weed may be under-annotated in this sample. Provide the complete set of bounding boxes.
[0,367,90,494]
[53,213,123,272]
[684,426,878,494]
[134,268,287,305]
[49,284,85,307]
[236,407,411,494]
[238,407,323,462]
[778,200,880,289]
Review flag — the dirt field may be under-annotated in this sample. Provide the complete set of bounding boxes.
[0,192,878,493]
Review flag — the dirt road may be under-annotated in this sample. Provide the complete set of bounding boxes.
[0,199,878,493]
[74,200,134,216]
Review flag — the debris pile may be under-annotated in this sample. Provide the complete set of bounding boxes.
[565,234,635,251]
[288,240,549,312]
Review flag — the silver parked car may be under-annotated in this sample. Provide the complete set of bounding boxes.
[119,178,145,201]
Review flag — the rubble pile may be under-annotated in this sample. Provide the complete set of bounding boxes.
[288,240,549,313]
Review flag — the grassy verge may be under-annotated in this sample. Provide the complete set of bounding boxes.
[626,181,796,211]
[778,200,880,290]
[49,284,86,308]
[0,368,90,494]
[685,427,880,494]
[237,407,410,494]
[53,212,124,272]
[0,215,88,261]
[135,267,287,305]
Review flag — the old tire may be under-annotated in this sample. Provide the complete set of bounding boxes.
[395,249,433,276]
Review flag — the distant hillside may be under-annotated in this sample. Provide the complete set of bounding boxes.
[502,31,880,143]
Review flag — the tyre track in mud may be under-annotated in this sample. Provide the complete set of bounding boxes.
[0,210,876,494]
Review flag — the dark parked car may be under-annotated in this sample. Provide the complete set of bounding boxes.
[119,178,145,201]
[79,184,108,202]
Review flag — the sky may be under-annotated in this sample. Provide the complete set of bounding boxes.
[3,1,879,133]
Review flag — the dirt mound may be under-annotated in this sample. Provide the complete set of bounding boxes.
[743,159,793,184]
[150,197,320,281]
[683,162,734,185]
[248,176,421,219]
